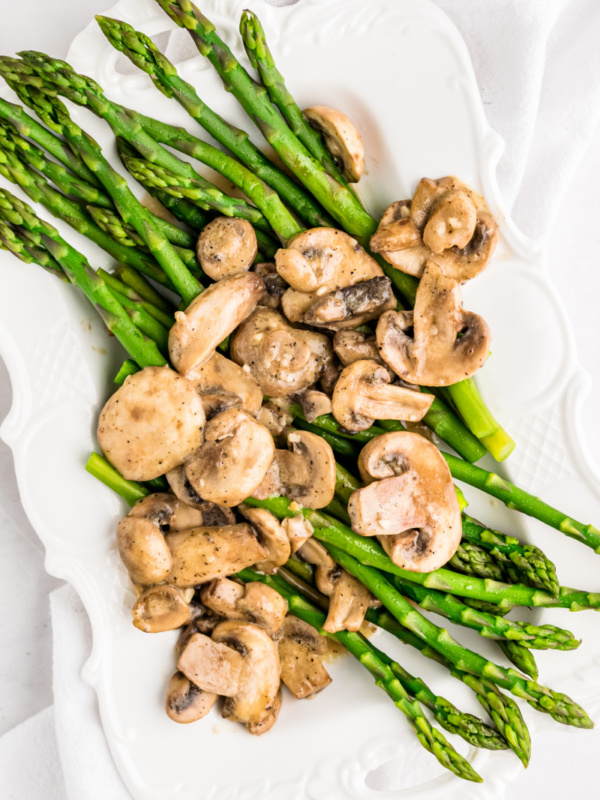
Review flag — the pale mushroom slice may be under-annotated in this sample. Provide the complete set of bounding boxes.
[277,616,332,699]
[178,631,245,696]
[302,276,395,330]
[231,307,334,398]
[276,228,385,324]
[247,689,282,736]
[433,211,498,283]
[422,189,477,254]
[350,431,462,572]
[165,671,217,724]
[132,585,192,633]
[166,523,268,586]
[97,366,205,481]
[169,272,264,380]
[200,577,288,634]
[210,621,281,732]
[303,105,364,182]
[257,399,294,437]
[370,200,430,277]
[283,515,314,553]
[164,467,238,520]
[254,262,288,309]
[253,430,336,510]
[331,360,434,433]
[294,389,332,423]
[298,539,371,633]
[128,492,205,532]
[192,352,263,419]
[196,217,257,280]
[333,330,394,379]
[377,261,491,386]
[185,408,275,507]
[238,505,291,574]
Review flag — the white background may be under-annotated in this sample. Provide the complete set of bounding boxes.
[1,0,600,797]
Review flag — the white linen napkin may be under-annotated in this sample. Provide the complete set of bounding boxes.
[2,0,600,798]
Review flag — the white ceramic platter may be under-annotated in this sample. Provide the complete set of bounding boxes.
[2,0,600,797]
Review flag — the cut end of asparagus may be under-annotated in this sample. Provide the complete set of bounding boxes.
[480,428,516,462]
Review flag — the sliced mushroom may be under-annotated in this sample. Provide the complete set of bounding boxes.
[169,272,264,380]
[277,616,332,699]
[200,578,288,634]
[247,689,282,736]
[283,515,314,553]
[116,513,173,587]
[196,217,257,280]
[370,178,497,281]
[97,366,205,481]
[178,631,245,695]
[350,431,462,572]
[253,429,336,509]
[303,276,395,329]
[376,261,491,386]
[192,352,262,419]
[132,584,192,633]
[166,523,268,586]
[303,105,364,182]
[255,262,288,309]
[128,492,205,532]
[164,468,238,521]
[331,360,434,433]
[333,330,394,379]
[276,229,388,327]
[298,538,371,633]
[294,389,332,423]
[231,307,334,398]
[165,671,217,724]
[238,505,291,574]
[185,408,275,506]
[211,621,281,730]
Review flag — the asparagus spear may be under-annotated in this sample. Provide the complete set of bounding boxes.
[238,569,481,782]
[461,598,514,617]
[371,608,531,766]
[0,188,166,367]
[393,578,579,650]
[95,16,334,230]
[0,217,65,278]
[450,541,507,582]
[96,268,173,329]
[462,517,559,596]
[323,542,592,728]
[87,200,196,250]
[499,642,539,681]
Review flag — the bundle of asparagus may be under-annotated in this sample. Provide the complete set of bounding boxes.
[0,0,598,785]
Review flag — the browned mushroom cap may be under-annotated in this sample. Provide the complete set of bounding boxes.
[411,177,460,229]
[116,515,173,587]
[333,330,393,376]
[166,523,268,586]
[185,408,275,507]
[97,366,205,481]
[254,263,288,309]
[298,538,371,633]
[165,671,217,724]
[276,228,387,326]
[129,492,205,532]
[192,352,262,419]
[283,515,314,553]
[422,189,477,253]
[231,307,334,398]
[331,360,434,433]
[370,200,430,277]
[164,468,238,522]
[253,430,336,510]
[238,506,291,574]
[302,276,395,330]
[376,262,491,386]
[294,389,332,423]
[246,689,282,736]
[132,584,192,633]
[257,400,294,437]
[200,577,288,634]
[350,431,462,572]
[196,217,257,280]
[211,621,281,730]
[277,616,332,699]
[303,106,364,182]
[433,212,498,282]
[169,272,264,380]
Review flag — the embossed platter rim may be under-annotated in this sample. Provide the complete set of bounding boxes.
[1,0,600,798]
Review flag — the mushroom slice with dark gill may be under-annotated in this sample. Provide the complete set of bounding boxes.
[298,539,371,633]
[192,352,263,419]
[132,584,192,633]
[376,261,491,386]
[184,408,275,507]
[303,105,364,182]
[196,217,257,280]
[169,271,264,380]
[283,515,314,553]
[238,505,291,574]
[231,306,334,397]
[253,429,336,510]
[331,359,434,433]
[276,615,332,699]
[294,389,332,423]
[254,262,288,309]
[333,330,395,379]
[349,431,462,572]
[165,671,217,724]
[302,276,395,330]
[165,466,238,521]
[97,366,205,481]
[200,577,288,634]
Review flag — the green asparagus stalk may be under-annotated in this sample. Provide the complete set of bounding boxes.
[323,542,592,728]
[87,201,196,250]
[0,188,166,368]
[371,608,531,766]
[449,541,507,582]
[114,358,140,385]
[0,217,65,279]
[85,452,149,505]
[238,568,481,782]
[113,264,173,312]
[462,517,559,596]
[97,268,173,329]
[499,642,539,681]
[462,598,514,616]
[393,578,579,650]
[104,285,169,351]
